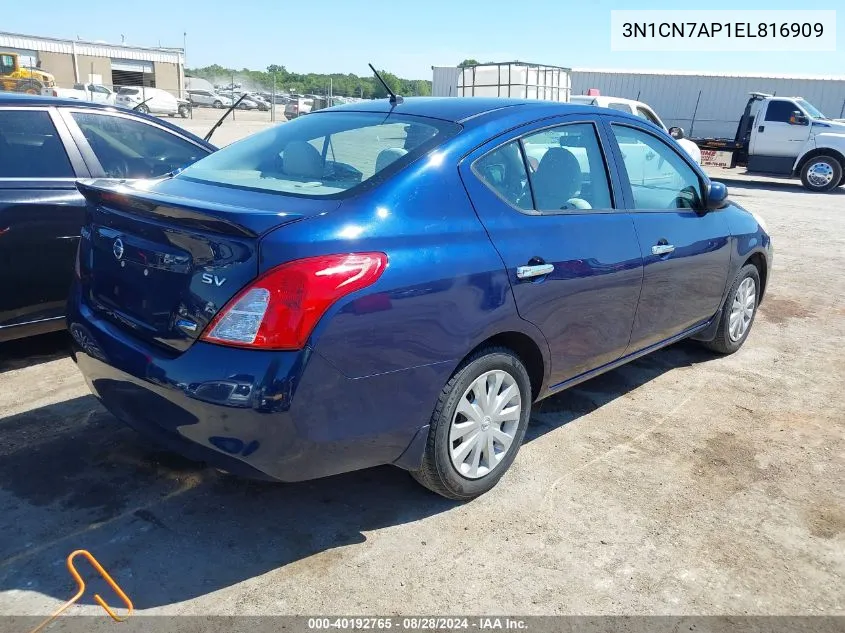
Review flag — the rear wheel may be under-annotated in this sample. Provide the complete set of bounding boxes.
[178,104,189,118]
[701,264,761,355]
[213,100,222,108]
[800,155,843,192]
[411,347,531,500]
[135,104,150,115]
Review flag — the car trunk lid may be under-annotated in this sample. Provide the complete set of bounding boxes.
[76,178,340,352]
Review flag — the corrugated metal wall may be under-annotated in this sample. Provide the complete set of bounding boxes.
[0,32,182,65]
[571,71,845,139]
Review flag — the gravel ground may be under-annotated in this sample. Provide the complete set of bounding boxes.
[0,178,842,619]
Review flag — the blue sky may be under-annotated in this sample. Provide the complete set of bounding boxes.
[4,0,843,78]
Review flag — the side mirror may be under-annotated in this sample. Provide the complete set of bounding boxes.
[789,111,809,126]
[669,126,686,140]
[705,181,728,210]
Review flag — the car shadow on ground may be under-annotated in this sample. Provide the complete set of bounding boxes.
[0,339,716,609]
[0,331,71,375]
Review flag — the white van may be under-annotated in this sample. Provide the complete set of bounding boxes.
[115,87,191,118]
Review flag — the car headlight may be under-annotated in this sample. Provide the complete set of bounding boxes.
[750,210,768,232]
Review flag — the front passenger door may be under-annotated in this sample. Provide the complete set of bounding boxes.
[606,121,732,351]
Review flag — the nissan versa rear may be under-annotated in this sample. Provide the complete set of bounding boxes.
[69,98,772,500]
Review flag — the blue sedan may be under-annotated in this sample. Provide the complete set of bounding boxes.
[68,97,772,500]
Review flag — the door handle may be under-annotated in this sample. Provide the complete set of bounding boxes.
[758,125,765,133]
[516,263,554,279]
[651,244,675,256]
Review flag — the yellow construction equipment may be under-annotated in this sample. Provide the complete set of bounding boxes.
[0,52,55,94]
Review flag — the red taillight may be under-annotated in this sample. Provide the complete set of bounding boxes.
[200,253,388,350]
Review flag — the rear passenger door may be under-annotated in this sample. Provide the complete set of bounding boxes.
[0,107,90,331]
[460,115,644,390]
[603,119,732,350]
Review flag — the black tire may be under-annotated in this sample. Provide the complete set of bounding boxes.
[136,104,150,115]
[411,346,532,500]
[799,155,843,192]
[178,105,189,118]
[213,100,222,109]
[838,173,845,187]
[701,264,761,355]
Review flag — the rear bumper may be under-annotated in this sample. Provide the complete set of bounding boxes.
[68,290,445,482]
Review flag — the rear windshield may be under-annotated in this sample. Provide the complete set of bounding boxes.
[177,111,460,197]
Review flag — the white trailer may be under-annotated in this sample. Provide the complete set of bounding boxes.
[433,62,571,102]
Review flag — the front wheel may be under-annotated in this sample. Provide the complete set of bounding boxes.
[800,155,843,192]
[701,264,761,355]
[213,100,222,108]
[178,104,189,118]
[135,104,150,114]
[411,347,532,500]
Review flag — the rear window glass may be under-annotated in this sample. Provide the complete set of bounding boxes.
[177,111,460,197]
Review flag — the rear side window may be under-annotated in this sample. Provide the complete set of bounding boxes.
[177,112,460,198]
[0,110,74,178]
[473,122,613,213]
[118,88,139,96]
[474,141,532,211]
[608,102,633,114]
[635,106,662,127]
[522,123,613,212]
[71,112,207,178]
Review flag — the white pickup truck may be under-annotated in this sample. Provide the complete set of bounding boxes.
[693,92,845,192]
[45,83,115,104]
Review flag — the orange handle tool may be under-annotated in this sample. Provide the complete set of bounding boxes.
[28,549,133,633]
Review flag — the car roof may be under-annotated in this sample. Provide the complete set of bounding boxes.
[0,93,217,150]
[319,96,656,127]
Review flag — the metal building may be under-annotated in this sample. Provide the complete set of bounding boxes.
[571,68,845,139]
[0,31,185,96]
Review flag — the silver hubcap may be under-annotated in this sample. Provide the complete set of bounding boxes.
[807,161,834,187]
[449,370,522,479]
[729,277,756,342]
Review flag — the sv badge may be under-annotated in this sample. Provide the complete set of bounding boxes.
[201,273,226,287]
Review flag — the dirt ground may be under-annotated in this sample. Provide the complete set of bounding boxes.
[0,175,842,618]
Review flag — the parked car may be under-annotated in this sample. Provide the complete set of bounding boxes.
[187,89,232,109]
[115,87,191,118]
[570,93,702,164]
[46,83,115,105]
[284,96,313,118]
[218,91,259,110]
[68,98,771,500]
[0,93,215,342]
[247,93,271,111]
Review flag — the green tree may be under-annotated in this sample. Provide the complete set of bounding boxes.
[458,59,479,67]
[370,69,402,99]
